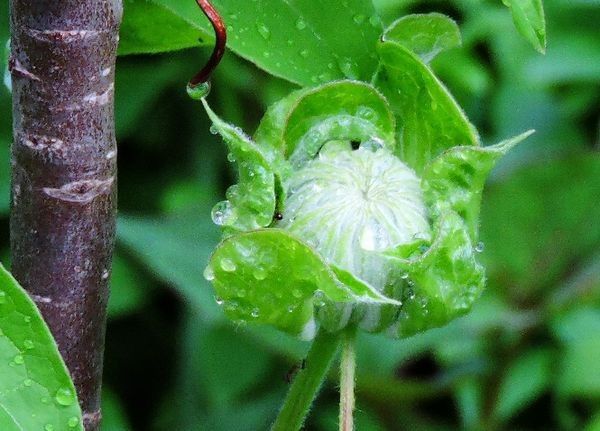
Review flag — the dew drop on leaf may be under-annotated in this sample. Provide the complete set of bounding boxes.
[256,23,271,40]
[475,241,485,253]
[44,424,54,431]
[292,288,303,299]
[353,14,366,24]
[24,379,32,387]
[54,387,75,406]
[0,290,6,304]
[68,417,79,428]
[14,354,24,365]
[296,18,307,30]
[299,49,310,58]
[251,308,260,318]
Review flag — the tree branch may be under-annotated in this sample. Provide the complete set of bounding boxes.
[9,1,122,429]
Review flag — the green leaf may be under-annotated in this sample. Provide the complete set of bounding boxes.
[282,80,396,169]
[502,0,546,53]
[493,349,552,421]
[147,0,382,86]
[202,100,277,231]
[207,229,396,338]
[481,154,600,295]
[422,130,533,239]
[384,212,485,338]
[383,13,461,63]
[107,252,146,318]
[119,0,208,55]
[0,263,83,431]
[375,40,479,173]
[116,213,222,322]
[101,389,131,431]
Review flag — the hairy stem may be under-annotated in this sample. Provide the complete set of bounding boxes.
[271,330,341,431]
[339,330,356,431]
[9,1,122,429]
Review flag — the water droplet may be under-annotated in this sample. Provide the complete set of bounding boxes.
[24,316,31,323]
[186,82,211,101]
[45,424,54,431]
[287,305,296,313]
[253,267,267,280]
[237,288,247,298]
[407,279,415,287]
[475,241,485,253]
[211,200,234,226]
[299,49,310,58]
[226,152,236,162]
[295,18,307,30]
[251,308,260,318]
[401,272,409,279]
[369,15,381,27]
[203,265,215,281]
[220,258,236,272]
[256,23,271,40]
[54,387,75,406]
[68,417,79,428]
[353,14,366,24]
[0,291,6,304]
[209,124,218,135]
[24,378,32,387]
[215,296,224,305]
[420,298,428,308]
[292,288,303,299]
[407,289,415,300]
[14,354,24,365]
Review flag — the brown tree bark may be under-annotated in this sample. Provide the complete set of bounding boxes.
[8,1,122,429]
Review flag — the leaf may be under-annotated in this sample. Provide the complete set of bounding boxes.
[422,130,533,239]
[119,0,208,55]
[202,100,277,231]
[0,263,83,431]
[383,13,461,63]
[147,0,382,86]
[206,229,396,338]
[375,40,479,173]
[116,213,222,322]
[101,389,132,431]
[282,80,396,169]
[493,349,552,421]
[384,212,485,338]
[502,0,546,53]
[481,154,600,295]
[107,252,146,319]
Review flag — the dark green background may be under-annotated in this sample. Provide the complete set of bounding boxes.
[1,0,599,429]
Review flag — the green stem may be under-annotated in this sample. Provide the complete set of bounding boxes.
[271,330,341,431]
[339,330,356,431]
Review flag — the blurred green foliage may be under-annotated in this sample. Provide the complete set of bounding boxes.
[0,0,599,429]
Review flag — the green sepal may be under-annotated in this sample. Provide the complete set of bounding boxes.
[375,40,479,173]
[282,80,396,170]
[206,229,398,339]
[383,211,485,338]
[383,13,461,63]
[422,130,534,239]
[202,100,276,231]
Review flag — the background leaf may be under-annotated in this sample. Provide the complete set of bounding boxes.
[124,0,382,86]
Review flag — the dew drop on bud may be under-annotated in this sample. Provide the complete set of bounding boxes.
[215,296,224,305]
[475,241,485,253]
[203,265,215,281]
[251,308,260,318]
[220,258,236,272]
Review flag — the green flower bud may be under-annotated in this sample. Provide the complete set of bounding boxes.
[200,46,532,339]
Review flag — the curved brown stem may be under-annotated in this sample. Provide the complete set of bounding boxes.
[189,0,227,87]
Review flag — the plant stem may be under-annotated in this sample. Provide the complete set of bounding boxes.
[271,330,341,431]
[9,1,122,429]
[339,330,356,431]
